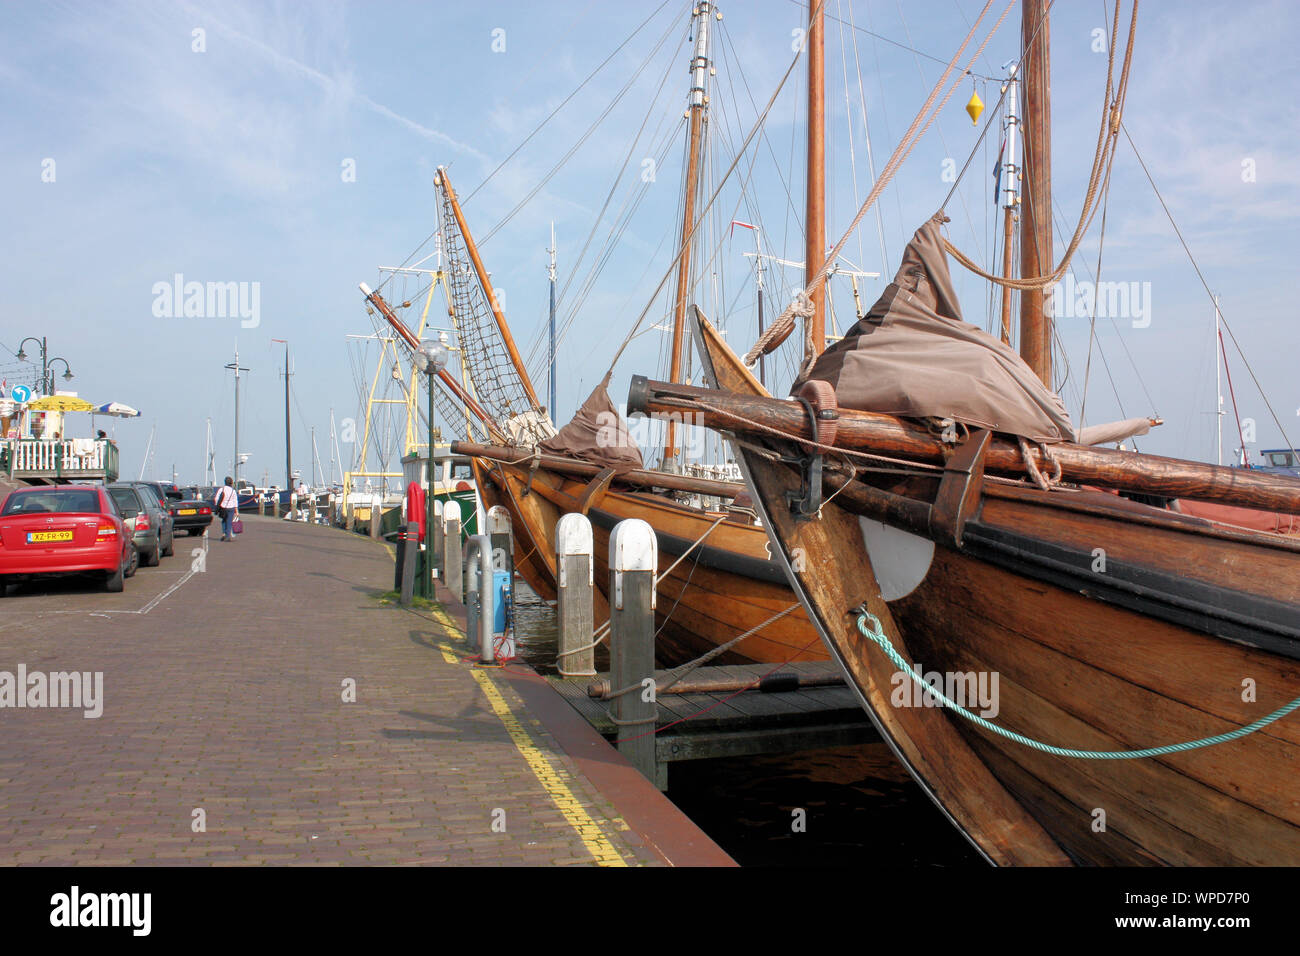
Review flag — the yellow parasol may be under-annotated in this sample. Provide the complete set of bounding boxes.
[26,395,96,412]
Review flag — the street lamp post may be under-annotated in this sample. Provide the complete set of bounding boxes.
[416,338,449,599]
[16,336,75,396]
[225,349,249,484]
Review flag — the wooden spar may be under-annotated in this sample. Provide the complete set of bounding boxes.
[435,166,542,410]
[360,284,505,442]
[805,0,826,356]
[999,206,1015,344]
[451,441,745,500]
[1019,0,1052,384]
[629,376,1300,516]
[663,0,713,463]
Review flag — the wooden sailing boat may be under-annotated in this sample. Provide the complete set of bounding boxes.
[433,0,832,667]
[628,0,1300,865]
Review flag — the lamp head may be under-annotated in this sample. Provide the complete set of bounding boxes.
[417,340,449,375]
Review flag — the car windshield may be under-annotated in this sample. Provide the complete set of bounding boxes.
[108,488,141,514]
[2,489,102,516]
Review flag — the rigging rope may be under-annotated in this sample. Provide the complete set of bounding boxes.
[856,611,1300,759]
[743,0,1010,371]
[943,0,1138,292]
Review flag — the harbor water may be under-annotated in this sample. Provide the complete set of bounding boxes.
[512,582,984,867]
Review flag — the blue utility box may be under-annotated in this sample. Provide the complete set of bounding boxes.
[467,570,514,659]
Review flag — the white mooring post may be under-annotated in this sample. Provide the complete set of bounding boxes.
[465,534,488,648]
[289,491,298,521]
[555,513,595,677]
[487,505,513,581]
[443,500,462,601]
[466,534,496,664]
[609,518,659,787]
[431,498,444,579]
[369,494,382,540]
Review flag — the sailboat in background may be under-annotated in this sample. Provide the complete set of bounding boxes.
[361,0,843,667]
[630,0,1300,865]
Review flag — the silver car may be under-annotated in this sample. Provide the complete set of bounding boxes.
[107,484,174,567]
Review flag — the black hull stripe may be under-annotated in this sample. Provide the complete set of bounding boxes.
[962,524,1300,660]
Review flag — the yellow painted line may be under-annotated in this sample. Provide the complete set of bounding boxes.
[429,604,629,867]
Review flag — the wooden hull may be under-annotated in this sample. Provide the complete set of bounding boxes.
[682,308,1300,866]
[469,454,827,667]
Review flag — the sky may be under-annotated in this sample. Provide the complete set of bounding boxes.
[2,0,1297,485]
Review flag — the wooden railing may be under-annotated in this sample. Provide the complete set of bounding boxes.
[0,439,119,482]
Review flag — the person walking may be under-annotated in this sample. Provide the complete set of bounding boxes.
[215,476,239,541]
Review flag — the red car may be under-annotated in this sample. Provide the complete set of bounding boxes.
[0,484,133,595]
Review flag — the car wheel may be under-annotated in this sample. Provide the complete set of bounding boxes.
[125,546,139,579]
[145,542,161,567]
[105,563,124,593]
[0,576,8,597]
[189,528,203,536]
[162,529,175,557]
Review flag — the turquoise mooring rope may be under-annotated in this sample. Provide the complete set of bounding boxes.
[854,611,1300,760]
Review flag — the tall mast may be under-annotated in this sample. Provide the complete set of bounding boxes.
[1019,0,1052,385]
[1214,294,1223,466]
[548,223,557,421]
[805,0,826,356]
[435,167,541,410]
[663,0,714,464]
[329,408,340,486]
[998,63,1020,345]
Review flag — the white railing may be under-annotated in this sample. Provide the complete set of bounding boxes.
[2,438,116,477]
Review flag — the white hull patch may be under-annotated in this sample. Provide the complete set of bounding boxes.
[857,517,935,601]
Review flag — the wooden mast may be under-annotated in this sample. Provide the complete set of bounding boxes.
[1019,0,1051,385]
[435,166,542,409]
[663,0,713,463]
[998,63,1020,345]
[805,0,826,356]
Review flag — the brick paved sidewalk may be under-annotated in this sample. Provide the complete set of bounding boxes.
[0,517,689,865]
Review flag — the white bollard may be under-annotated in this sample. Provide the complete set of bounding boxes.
[556,513,595,676]
[610,519,658,785]
[487,504,513,580]
[442,499,462,601]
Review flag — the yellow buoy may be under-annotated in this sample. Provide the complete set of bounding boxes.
[965,89,984,125]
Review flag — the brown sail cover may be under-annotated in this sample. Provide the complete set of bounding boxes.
[794,214,1076,444]
[539,374,644,472]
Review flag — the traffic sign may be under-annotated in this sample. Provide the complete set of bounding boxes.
[11,385,32,404]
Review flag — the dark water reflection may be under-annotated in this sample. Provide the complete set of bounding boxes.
[512,581,984,868]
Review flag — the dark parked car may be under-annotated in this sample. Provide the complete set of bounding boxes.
[109,483,174,565]
[0,484,134,594]
[168,487,215,536]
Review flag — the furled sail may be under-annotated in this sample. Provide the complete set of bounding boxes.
[795,214,1106,444]
[790,214,1149,447]
[540,375,643,472]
